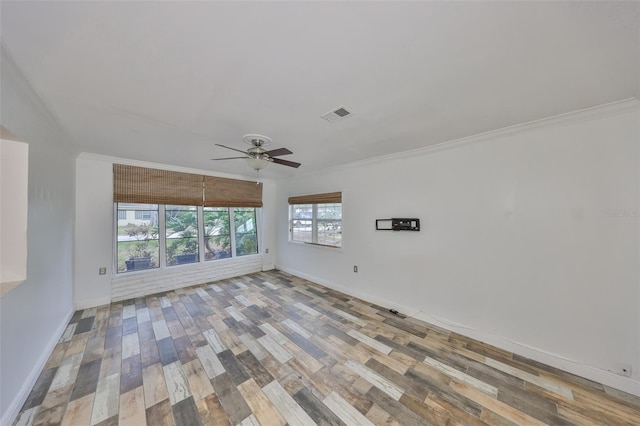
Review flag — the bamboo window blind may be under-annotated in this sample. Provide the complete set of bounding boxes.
[287,192,341,205]
[113,164,262,207]
[203,175,263,208]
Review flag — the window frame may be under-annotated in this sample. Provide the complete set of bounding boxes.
[114,204,261,274]
[289,202,342,248]
[115,203,160,273]
[165,205,200,267]
[233,207,259,257]
[202,207,232,261]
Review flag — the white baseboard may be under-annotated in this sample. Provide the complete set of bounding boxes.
[1,308,74,426]
[74,296,111,311]
[410,311,640,397]
[276,265,640,397]
[276,265,421,316]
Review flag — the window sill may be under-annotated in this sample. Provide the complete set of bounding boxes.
[112,266,162,279]
[288,240,343,252]
[113,254,263,278]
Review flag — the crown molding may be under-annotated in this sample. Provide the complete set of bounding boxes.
[304,97,640,177]
[76,152,274,184]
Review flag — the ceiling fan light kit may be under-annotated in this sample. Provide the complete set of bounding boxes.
[246,157,269,171]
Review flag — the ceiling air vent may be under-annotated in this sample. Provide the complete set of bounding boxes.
[321,105,353,123]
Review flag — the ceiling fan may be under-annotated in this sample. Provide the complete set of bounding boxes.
[212,134,301,172]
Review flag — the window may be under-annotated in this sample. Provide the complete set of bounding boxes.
[115,203,259,273]
[116,203,160,272]
[317,203,342,246]
[288,192,342,247]
[203,207,231,260]
[113,165,263,273]
[165,205,199,266]
[291,204,313,243]
[135,210,151,220]
[234,208,258,256]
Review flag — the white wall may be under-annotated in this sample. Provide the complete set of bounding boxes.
[0,46,76,424]
[74,157,113,308]
[0,135,29,294]
[276,100,640,395]
[261,178,277,270]
[74,154,277,308]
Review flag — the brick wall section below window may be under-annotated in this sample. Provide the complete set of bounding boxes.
[111,255,263,301]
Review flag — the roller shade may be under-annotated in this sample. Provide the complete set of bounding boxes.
[114,164,262,207]
[288,192,342,205]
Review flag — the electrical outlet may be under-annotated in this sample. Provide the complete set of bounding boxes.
[610,363,632,377]
[353,265,358,273]
[99,267,107,275]
[265,248,269,254]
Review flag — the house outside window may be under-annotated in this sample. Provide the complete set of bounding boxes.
[135,210,152,220]
[291,204,313,243]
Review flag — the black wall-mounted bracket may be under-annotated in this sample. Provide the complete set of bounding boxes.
[376,218,420,231]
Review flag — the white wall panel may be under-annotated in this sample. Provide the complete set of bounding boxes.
[0,46,76,425]
[276,102,640,395]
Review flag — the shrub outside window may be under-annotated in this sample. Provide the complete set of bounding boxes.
[203,207,231,260]
[234,208,258,256]
[165,205,199,266]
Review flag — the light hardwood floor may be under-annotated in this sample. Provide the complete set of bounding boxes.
[14,270,640,425]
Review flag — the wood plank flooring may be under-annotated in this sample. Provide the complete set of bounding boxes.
[14,270,640,425]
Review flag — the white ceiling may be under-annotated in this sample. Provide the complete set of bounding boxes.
[1,1,638,179]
